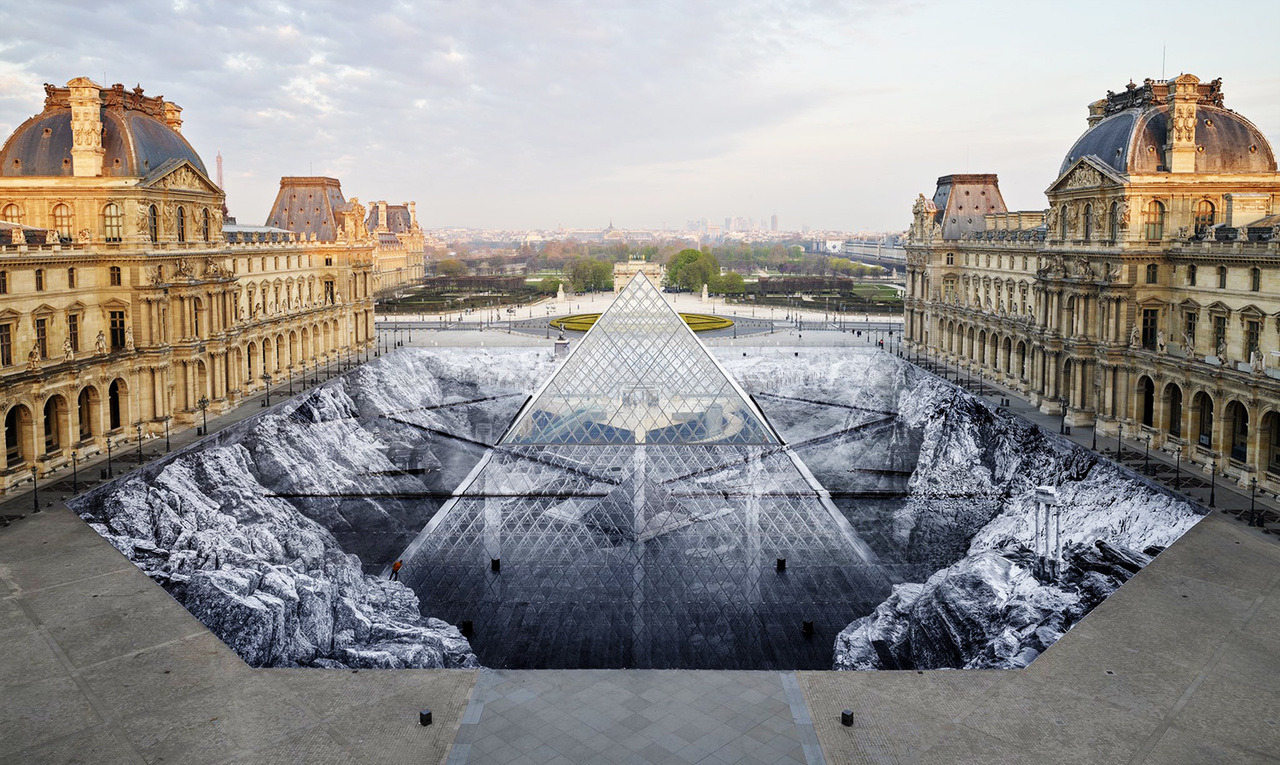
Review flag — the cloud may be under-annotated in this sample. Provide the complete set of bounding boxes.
[1,0,1277,230]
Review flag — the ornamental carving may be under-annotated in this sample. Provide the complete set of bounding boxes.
[1172,105,1196,143]
[174,259,195,279]
[1064,165,1102,189]
[156,165,207,192]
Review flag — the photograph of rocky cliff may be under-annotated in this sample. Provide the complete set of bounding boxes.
[70,345,1204,671]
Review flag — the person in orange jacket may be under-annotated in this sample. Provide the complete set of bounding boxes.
[389,560,403,581]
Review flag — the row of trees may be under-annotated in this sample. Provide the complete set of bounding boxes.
[663,249,746,295]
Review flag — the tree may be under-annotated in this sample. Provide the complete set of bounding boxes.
[537,277,562,294]
[719,271,745,296]
[437,258,467,278]
[665,248,719,292]
[565,257,613,292]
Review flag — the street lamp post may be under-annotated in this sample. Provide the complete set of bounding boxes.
[71,449,78,494]
[1059,397,1068,435]
[106,436,114,478]
[287,366,294,396]
[1209,458,1217,508]
[1144,434,1151,476]
[164,417,171,453]
[197,396,210,435]
[30,465,39,513]
[136,422,144,464]
[1248,477,1261,526]
[1174,448,1181,490]
[261,374,272,407]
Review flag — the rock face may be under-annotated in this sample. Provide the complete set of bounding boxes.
[834,371,1203,671]
[69,349,553,669]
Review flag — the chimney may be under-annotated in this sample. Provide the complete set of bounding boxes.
[1086,99,1107,127]
[66,77,104,177]
[162,101,184,134]
[377,200,388,230]
[1166,74,1199,173]
[408,201,417,227]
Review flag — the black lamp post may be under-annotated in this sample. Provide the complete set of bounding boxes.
[1144,434,1151,476]
[1059,397,1068,434]
[1174,448,1181,490]
[261,374,272,407]
[106,436,114,478]
[71,449,78,494]
[287,366,294,396]
[30,465,39,513]
[135,422,144,464]
[1209,458,1217,508]
[164,416,171,453]
[1248,477,1260,526]
[197,396,209,435]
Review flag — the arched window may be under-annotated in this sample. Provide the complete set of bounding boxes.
[1196,393,1214,448]
[1059,205,1068,240]
[1227,402,1249,463]
[1138,376,1154,427]
[108,380,124,431]
[1109,201,1120,241]
[1187,264,1197,286]
[147,205,158,243]
[176,207,186,243]
[102,203,123,242]
[52,203,73,242]
[202,209,210,242]
[1,203,21,224]
[1250,267,1261,292]
[1194,200,1216,237]
[1083,203,1093,240]
[1166,384,1183,437]
[1143,200,1165,241]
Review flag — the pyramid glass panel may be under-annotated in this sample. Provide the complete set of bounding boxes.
[398,276,890,669]
[502,273,778,446]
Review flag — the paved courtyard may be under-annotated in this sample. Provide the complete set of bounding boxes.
[2,328,1278,764]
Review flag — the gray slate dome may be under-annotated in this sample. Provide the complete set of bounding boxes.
[1060,79,1275,177]
[0,89,206,178]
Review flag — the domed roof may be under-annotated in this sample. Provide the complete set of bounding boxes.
[1060,77,1275,177]
[0,83,206,178]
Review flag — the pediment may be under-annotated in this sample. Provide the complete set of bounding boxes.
[0,307,20,320]
[1046,156,1127,195]
[139,159,221,195]
[31,303,57,316]
[1178,297,1201,310]
[100,298,130,310]
[1205,300,1231,314]
[1238,303,1266,319]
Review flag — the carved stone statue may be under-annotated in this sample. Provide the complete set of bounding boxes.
[95,330,107,355]
[27,343,40,369]
[62,337,73,362]
[1156,330,1166,354]
[1129,325,1140,348]
[1217,340,1227,359]
[175,259,194,279]
[1183,332,1195,353]
[1250,349,1265,375]
[124,325,134,351]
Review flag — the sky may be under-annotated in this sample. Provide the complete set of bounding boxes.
[1,0,1278,232]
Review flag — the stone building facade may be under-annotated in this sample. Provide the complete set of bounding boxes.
[365,200,426,295]
[905,74,1280,492]
[0,78,375,493]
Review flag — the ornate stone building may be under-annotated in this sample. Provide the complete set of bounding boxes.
[905,74,1280,492]
[365,200,426,295]
[0,78,375,493]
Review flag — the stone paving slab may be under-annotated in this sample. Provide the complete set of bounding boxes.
[3,335,1280,765]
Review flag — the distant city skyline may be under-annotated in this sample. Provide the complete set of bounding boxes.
[2,1,1276,231]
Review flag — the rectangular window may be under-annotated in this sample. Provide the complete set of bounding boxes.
[109,266,122,286]
[0,323,10,366]
[0,270,6,294]
[35,318,47,358]
[1145,264,1158,284]
[35,269,44,291]
[1184,312,1197,349]
[1246,320,1260,355]
[324,281,335,304]
[324,256,333,266]
[68,314,79,352]
[1141,309,1159,350]
[1251,268,1262,292]
[67,267,75,288]
[109,311,126,350]
[1213,315,1227,355]
[1218,267,1227,289]
[1188,264,1197,286]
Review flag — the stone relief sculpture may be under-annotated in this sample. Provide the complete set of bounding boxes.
[27,343,40,369]
[62,337,74,362]
[95,331,107,355]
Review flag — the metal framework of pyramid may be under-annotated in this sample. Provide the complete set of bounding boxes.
[397,274,888,670]
[503,273,777,445]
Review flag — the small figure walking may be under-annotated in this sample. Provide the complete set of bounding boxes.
[389,560,403,581]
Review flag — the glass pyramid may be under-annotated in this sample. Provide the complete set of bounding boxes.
[397,274,890,669]
[503,273,778,445]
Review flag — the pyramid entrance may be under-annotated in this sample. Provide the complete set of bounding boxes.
[397,274,891,669]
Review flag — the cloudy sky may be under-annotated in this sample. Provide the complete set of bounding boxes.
[2,0,1278,232]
